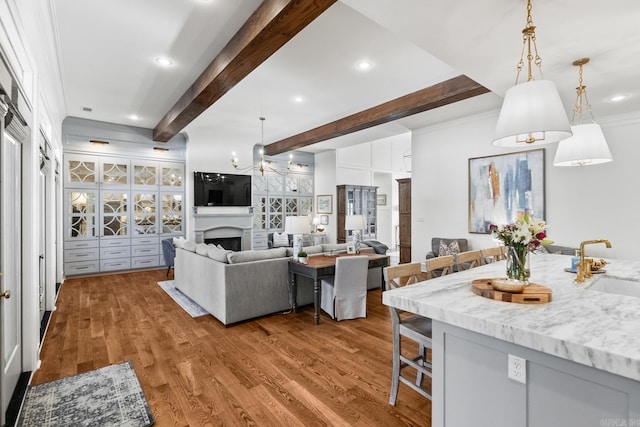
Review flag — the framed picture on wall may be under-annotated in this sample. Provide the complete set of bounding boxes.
[468,149,545,234]
[317,195,332,214]
[320,215,329,225]
[376,194,387,206]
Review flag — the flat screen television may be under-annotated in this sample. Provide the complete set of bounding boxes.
[193,172,251,207]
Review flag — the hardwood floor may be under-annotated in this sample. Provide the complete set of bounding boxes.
[33,270,431,426]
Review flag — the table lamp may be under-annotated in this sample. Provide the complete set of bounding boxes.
[285,216,310,261]
[312,216,321,233]
[345,214,365,253]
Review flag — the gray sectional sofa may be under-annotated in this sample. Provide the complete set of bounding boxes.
[174,241,383,326]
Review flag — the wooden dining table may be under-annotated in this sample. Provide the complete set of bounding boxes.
[288,253,390,324]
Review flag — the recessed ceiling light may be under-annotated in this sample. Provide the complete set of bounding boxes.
[293,95,304,103]
[155,56,174,67]
[356,60,372,71]
[129,114,140,121]
[609,94,627,102]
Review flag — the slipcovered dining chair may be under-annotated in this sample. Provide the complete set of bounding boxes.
[480,246,506,265]
[453,250,482,272]
[384,263,433,405]
[424,255,454,279]
[320,256,369,321]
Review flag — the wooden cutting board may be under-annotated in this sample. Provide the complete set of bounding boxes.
[471,278,552,304]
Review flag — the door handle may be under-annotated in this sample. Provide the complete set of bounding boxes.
[1,290,10,299]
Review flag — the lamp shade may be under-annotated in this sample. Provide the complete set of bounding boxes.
[553,123,612,167]
[345,215,365,231]
[284,216,310,235]
[493,80,572,146]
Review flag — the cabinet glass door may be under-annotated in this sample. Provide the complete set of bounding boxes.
[133,192,158,235]
[101,191,129,237]
[132,160,158,190]
[101,157,129,188]
[160,163,184,191]
[66,189,98,238]
[65,154,98,188]
[161,193,182,234]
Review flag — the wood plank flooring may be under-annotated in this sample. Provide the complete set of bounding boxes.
[33,270,431,426]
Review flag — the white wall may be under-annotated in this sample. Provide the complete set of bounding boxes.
[314,150,337,242]
[411,110,640,262]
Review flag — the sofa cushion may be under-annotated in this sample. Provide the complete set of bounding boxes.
[227,247,288,264]
[183,241,197,252]
[272,232,290,247]
[173,237,186,248]
[207,246,230,263]
[321,243,349,252]
[195,242,210,256]
[439,240,460,256]
[287,245,323,257]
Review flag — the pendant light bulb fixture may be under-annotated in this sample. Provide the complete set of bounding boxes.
[231,116,295,176]
[492,0,572,147]
[553,58,612,166]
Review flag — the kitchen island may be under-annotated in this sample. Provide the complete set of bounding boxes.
[383,253,640,426]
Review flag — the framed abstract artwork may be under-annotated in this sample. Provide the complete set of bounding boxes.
[468,149,545,234]
[317,195,332,214]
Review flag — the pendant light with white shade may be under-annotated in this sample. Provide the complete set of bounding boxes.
[553,58,612,167]
[492,0,572,147]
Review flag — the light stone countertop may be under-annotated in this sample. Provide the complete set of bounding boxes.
[382,253,640,381]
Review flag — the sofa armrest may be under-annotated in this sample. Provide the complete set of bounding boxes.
[426,251,436,260]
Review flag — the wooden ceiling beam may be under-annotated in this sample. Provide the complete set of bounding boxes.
[264,74,490,155]
[153,0,337,142]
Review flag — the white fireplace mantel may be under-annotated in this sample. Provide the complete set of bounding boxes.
[193,213,253,249]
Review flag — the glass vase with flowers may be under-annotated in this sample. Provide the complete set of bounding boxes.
[490,215,552,284]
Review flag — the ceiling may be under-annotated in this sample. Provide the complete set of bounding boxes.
[50,0,640,154]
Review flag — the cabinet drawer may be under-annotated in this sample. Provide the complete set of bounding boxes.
[132,236,160,246]
[64,248,100,262]
[131,244,159,257]
[64,240,99,250]
[65,260,100,275]
[132,255,160,268]
[100,258,131,271]
[100,239,130,248]
[100,246,131,259]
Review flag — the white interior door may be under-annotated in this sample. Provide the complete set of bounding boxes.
[0,130,23,424]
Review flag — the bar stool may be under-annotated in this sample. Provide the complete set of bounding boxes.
[454,250,482,271]
[384,263,432,405]
[480,246,506,265]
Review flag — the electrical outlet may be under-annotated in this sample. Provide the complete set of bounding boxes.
[508,354,527,384]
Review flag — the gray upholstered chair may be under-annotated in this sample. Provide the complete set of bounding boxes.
[425,237,469,259]
[161,238,176,276]
[320,256,369,321]
[384,263,433,405]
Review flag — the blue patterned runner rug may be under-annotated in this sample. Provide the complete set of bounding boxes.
[17,360,154,427]
[157,280,209,317]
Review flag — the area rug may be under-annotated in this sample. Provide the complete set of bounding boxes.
[17,361,154,427]
[157,280,209,317]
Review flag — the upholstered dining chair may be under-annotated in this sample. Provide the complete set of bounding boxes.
[480,246,506,265]
[424,255,454,279]
[384,263,433,405]
[453,250,482,272]
[320,256,369,321]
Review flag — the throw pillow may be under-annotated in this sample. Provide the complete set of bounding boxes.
[183,241,197,252]
[272,232,289,247]
[439,240,460,256]
[208,246,230,263]
[195,243,210,256]
[173,237,186,248]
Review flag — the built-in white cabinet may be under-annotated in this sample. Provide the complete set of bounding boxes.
[63,152,184,275]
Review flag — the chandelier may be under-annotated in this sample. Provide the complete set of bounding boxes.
[553,58,612,166]
[492,0,572,147]
[231,117,294,176]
